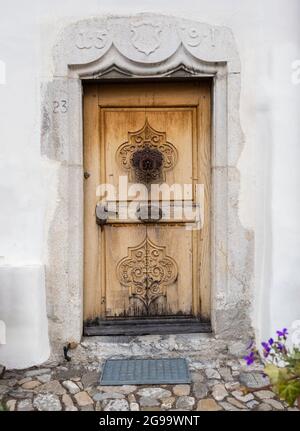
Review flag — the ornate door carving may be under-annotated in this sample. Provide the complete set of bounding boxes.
[83,81,211,321]
[117,236,178,316]
[116,119,178,185]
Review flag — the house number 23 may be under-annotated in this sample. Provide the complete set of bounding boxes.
[53,100,68,114]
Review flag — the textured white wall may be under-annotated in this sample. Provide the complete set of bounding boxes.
[0,0,299,367]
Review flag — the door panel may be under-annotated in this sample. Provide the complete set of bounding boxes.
[105,225,193,318]
[146,225,193,316]
[83,81,211,323]
[105,224,146,317]
[102,109,194,190]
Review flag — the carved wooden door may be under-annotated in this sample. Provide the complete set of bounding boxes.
[84,81,211,325]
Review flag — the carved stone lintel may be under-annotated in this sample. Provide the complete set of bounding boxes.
[53,14,240,75]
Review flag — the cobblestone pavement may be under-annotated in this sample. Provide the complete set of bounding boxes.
[0,356,299,411]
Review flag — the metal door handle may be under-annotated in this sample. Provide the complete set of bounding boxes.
[136,204,163,223]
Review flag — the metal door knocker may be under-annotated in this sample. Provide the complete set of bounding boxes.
[132,146,163,184]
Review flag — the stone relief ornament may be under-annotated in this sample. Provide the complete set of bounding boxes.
[179,26,209,47]
[131,21,162,55]
[116,119,178,185]
[54,14,240,75]
[117,236,178,314]
[75,29,108,49]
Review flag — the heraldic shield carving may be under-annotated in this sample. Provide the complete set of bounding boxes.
[117,236,178,315]
[131,21,162,56]
[116,119,178,185]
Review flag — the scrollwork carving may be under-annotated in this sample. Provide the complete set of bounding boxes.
[116,119,177,184]
[117,237,178,314]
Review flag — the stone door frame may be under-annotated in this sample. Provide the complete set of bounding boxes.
[42,14,253,353]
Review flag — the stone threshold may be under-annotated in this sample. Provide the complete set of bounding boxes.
[84,318,211,336]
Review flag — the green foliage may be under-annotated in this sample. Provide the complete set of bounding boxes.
[264,363,290,385]
[245,330,300,407]
[278,380,300,407]
[0,401,8,411]
[285,348,300,374]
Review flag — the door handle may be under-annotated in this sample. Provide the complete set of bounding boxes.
[136,204,163,223]
[96,202,163,225]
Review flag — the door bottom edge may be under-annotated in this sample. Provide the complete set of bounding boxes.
[83,318,211,336]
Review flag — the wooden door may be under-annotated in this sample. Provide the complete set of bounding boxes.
[83,81,211,324]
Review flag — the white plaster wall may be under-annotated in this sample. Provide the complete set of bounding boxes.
[0,0,299,367]
[0,266,49,368]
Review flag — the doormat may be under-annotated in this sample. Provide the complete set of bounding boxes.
[100,358,191,385]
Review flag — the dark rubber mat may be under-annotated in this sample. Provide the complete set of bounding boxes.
[100,358,190,385]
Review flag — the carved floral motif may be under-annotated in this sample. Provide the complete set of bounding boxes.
[116,119,177,184]
[117,237,178,314]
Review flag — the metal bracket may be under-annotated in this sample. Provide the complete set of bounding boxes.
[95,203,108,226]
[96,203,119,226]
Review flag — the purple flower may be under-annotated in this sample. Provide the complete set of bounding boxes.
[276,343,287,354]
[244,351,255,366]
[277,328,288,338]
[261,341,271,358]
[268,338,274,345]
[261,342,270,351]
